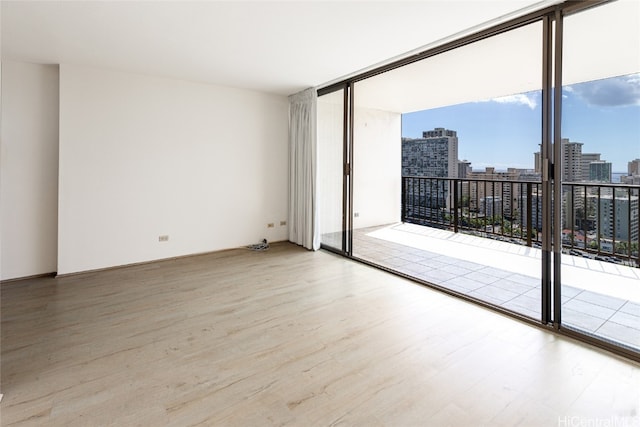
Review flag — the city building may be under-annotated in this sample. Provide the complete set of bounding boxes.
[534,151,542,174]
[562,138,584,182]
[517,169,542,182]
[581,152,601,180]
[599,195,640,242]
[467,167,519,216]
[402,128,459,178]
[528,191,547,232]
[480,196,503,219]
[621,175,640,185]
[589,160,612,182]
[622,158,640,184]
[535,143,608,183]
[458,159,472,178]
[402,128,459,217]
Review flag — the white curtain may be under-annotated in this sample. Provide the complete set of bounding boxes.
[288,87,320,250]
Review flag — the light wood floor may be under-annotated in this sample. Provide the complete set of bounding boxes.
[1,243,639,426]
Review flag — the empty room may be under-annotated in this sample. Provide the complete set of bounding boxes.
[1,1,639,425]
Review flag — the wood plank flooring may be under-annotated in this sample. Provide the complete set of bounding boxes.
[1,242,639,426]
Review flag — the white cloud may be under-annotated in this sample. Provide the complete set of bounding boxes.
[565,73,640,107]
[490,94,538,110]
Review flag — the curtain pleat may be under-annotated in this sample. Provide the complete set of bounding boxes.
[288,88,319,250]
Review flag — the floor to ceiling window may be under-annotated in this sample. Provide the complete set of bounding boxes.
[559,0,640,352]
[350,21,545,320]
[317,0,639,360]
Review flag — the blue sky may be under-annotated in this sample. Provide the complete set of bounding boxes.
[402,74,640,173]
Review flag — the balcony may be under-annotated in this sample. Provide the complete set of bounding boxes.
[348,177,640,352]
[401,176,640,267]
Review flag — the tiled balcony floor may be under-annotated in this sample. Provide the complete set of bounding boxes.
[348,223,640,351]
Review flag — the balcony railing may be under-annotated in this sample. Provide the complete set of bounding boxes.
[401,176,640,267]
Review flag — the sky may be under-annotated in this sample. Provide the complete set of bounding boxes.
[402,74,640,173]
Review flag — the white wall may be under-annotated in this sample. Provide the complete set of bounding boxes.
[1,61,60,280]
[353,107,401,229]
[58,64,288,275]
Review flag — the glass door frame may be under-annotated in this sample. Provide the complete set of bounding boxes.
[541,8,564,329]
[552,8,563,329]
[551,1,640,361]
[318,82,353,256]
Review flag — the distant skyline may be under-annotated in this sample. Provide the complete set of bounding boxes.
[402,74,640,173]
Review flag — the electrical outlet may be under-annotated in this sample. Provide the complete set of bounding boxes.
[354,212,360,218]
[267,223,275,228]
[158,235,169,242]
[280,221,287,226]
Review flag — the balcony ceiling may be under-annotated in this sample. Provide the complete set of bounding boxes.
[1,1,557,96]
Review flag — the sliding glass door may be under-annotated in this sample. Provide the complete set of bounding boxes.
[559,0,640,353]
[318,86,350,254]
[315,0,639,359]
[350,21,546,321]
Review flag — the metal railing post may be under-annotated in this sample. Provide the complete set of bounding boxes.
[628,188,632,260]
[597,185,601,254]
[526,182,533,247]
[453,179,459,233]
[401,176,406,223]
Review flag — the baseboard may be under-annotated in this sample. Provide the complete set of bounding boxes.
[54,240,291,279]
[1,272,56,285]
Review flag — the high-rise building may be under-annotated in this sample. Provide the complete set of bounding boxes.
[629,158,640,176]
[465,167,539,219]
[528,191,545,232]
[402,128,459,221]
[581,153,601,180]
[458,160,472,179]
[562,138,583,182]
[589,161,612,183]
[480,196,503,219]
[599,195,639,242]
[535,142,605,183]
[467,167,519,216]
[402,128,458,178]
[534,151,542,174]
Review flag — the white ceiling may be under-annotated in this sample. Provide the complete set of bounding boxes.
[356,20,543,113]
[355,0,639,114]
[2,1,556,96]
